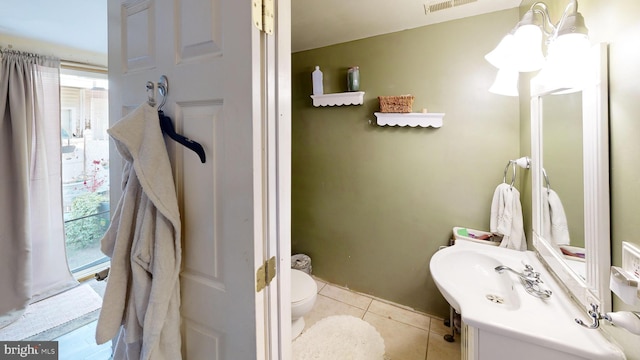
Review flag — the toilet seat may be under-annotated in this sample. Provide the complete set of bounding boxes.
[291,269,316,303]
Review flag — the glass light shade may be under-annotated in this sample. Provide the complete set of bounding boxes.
[557,12,588,37]
[512,24,545,72]
[489,68,519,96]
[485,33,515,69]
[533,33,591,93]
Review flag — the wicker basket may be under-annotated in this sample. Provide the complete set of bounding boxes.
[378,95,414,113]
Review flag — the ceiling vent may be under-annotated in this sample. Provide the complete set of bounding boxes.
[424,0,478,14]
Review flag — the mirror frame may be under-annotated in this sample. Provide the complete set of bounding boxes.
[531,43,611,311]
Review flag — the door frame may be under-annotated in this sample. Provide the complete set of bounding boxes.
[264,0,292,358]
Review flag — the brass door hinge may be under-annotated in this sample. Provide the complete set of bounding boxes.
[256,256,276,292]
[252,0,274,35]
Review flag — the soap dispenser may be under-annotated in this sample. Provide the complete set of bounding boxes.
[312,66,323,95]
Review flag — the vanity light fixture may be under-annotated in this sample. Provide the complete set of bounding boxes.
[488,68,519,97]
[486,0,590,96]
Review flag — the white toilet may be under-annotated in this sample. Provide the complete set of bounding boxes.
[291,269,317,339]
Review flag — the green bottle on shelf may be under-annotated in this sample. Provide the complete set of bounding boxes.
[347,66,360,92]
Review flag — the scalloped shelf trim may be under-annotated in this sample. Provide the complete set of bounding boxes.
[374,112,445,128]
[311,91,365,107]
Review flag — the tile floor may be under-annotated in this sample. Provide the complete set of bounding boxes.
[303,277,461,360]
[56,277,461,359]
[54,279,111,359]
[55,320,112,359]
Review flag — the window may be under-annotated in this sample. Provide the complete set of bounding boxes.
[60,67,110,274]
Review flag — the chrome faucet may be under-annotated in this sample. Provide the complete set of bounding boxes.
[495,264,540,282]
[495,264,552,298]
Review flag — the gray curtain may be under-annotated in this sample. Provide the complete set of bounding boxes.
[0,50,77,328]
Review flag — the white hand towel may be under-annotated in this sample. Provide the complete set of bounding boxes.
[490,183,511,235]
[543,189,570,246]
[490,183,526,251]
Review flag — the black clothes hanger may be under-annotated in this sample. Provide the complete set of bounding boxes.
[158,110,206,163]
[149,76,206,163]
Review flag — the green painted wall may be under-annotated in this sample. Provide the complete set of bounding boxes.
[293,1,640,337]
[292,9,521,318]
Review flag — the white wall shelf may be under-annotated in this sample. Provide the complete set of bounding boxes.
[311,91,365,107]
[374,112,445,128]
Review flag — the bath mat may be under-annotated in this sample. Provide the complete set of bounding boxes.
[0,284,102,340]
[292,315,386,360]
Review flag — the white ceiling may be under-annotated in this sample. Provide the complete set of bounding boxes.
[292,0,521,52]
[0,0,520,55]
[0,0,108,54]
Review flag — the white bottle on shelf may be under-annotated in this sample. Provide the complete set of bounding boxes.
[312,66,323,95]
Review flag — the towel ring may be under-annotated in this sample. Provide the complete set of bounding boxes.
[542,168,551,194]
[503,161,516,188]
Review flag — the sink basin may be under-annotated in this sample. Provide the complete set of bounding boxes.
[430,239,625,360]
[430,247,521,312]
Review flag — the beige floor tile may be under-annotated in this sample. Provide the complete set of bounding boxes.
[428,312,453,337]
[425,330,461,360]
[303,294,366,332]
[311,276,327,292]
[319,284,373,310]
[364,312,428,360]
[367,300,431,331]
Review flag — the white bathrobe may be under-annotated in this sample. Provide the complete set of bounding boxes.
[490,183,526,251]
[95,103,182,360]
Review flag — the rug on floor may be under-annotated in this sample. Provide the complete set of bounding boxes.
[292,315,386,360]
[0,284,102,340]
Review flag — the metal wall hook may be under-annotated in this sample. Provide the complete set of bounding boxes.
[145,75,169,110]
[146,81,156,106]
[575,303,610,329]
[157,75,169,111]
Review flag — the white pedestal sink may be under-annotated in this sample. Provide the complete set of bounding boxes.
[430,239,625,360]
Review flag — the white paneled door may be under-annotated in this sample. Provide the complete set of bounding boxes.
[107,0,291,358]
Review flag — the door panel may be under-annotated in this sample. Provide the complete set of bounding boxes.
[108,0,276,358]
[177,102,223,281]
[122,0,156,72]
[175,0,222,61]
[176,102,226,358]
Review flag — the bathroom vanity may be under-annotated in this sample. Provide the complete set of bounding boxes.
[429,41,629,359]
[430,240,625,360]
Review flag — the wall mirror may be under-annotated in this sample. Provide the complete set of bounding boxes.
[531,43,610,311]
